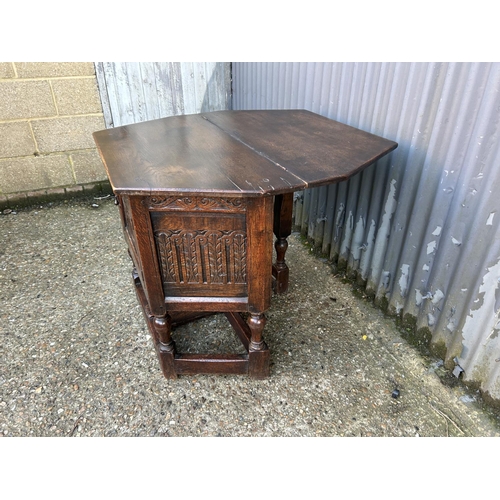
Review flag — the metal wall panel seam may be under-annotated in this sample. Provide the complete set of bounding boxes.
[429,66,500,367]
[401,63,494,336]
[385,62,461,315]
[361,64,414,293]
[378,64,443,293]
[421,65,497,323]
[375,63,448,304]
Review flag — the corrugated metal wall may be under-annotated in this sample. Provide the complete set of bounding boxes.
[233,62,500,402]
[95,62,231,127]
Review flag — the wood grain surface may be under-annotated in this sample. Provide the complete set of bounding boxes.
[93,110,397,197]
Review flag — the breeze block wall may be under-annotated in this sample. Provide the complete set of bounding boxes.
[0,62,109,208]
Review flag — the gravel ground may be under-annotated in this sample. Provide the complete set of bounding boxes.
[1,196,500,438]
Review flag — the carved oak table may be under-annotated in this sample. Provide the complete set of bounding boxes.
[93,110,397,379]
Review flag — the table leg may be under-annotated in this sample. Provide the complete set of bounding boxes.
[133,268,178,379]
[151,314,178,379]
[273,193,293,294]
[248,313,270,378]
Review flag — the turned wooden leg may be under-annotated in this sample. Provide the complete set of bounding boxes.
[153,314,177,379]
[273,193,293,294]
[274,236,289,293]
[248,313,270,378]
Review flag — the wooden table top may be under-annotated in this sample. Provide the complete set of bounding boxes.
[93,109,397,197]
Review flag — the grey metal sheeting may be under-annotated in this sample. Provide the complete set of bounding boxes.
[232,62,500,402]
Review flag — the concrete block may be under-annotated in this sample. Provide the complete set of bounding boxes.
[20,188,66,207]
[0,155,74,193]
[25,189,49,205]
[51,78,103,115]
[0,80,56,120]
[64,185,84,196]
[70,149,107,184]
[0,121,36,158]
[0,63,15,79]
[82,181,112,195]
[14,62,95,78]
[44,187,67,202]
[31,115,105,153]
[5,191,27,207]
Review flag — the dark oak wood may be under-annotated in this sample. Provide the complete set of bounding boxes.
[246,196,273,313]
[93,109,397,379]
[93,113,303,197]
[203,110,398,189]
[273,193,294,294]
[174,354,249,376]
[128,196,166,316]
[93,109,397,197]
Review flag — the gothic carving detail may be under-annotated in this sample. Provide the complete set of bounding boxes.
[147,196,246,212]
[155,229,247,286]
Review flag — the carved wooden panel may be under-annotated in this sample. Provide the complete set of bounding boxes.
[146,196,246,213]
[156,228,246,282]
[151,205,248,298]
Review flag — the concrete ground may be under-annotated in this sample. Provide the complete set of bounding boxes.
[1,195,500,437]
